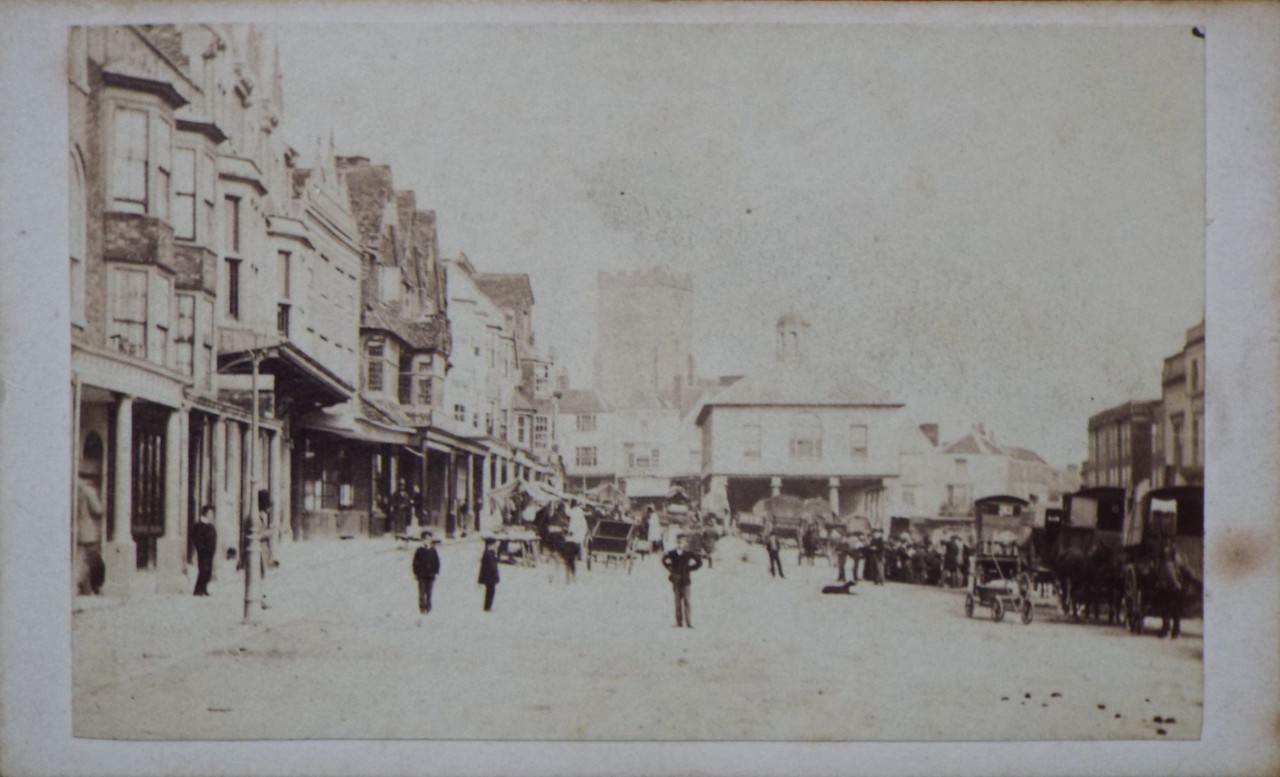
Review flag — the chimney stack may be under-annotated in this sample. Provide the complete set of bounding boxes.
[919,423,940,448]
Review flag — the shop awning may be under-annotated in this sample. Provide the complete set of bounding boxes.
[218,336,353,411]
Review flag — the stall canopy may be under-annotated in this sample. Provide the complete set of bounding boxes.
[625,477,671,499]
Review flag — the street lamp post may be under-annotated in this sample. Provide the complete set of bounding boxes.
[243,348,263,623]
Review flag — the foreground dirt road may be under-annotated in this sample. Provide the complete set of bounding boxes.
[73,536,1202,740]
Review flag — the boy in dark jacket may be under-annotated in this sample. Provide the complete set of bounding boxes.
[478,538,500,611]
[412,535,441,613]
[662,533,704,628]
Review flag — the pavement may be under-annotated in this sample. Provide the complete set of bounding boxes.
[72,535,1203,741]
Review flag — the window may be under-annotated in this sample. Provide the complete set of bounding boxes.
[499,410,509,439]
[366,342,384,392]
[276,304,290,336]
[224,196,241,255]
[111,107,148,213]
[575,447,598,467]
[225,258,241,320]
[69,152,87,325]
[850,424,868,458]
[198,298,214,388]
[417,367,433,407]
[109,268,148,357]
[454,404,466,424]
[1192,415,1201,467]
[533,416,549,449]
[955,458,968,476]
[1170,413,1185,470]
[173,148,196,240]
[516,415,528,445]
[946,484,972,510]
[742,423,762,458]
[902,487,916,508]
[576,414,596,432]
[1190,359,1199,393]
[151,276,170,368]
[625,444,660,472]
[154,119,171,223]
[789,413,822,459]
[277,251,291,299]
[174,294,195,376]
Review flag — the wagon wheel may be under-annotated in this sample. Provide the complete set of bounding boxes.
[1017,572,1032,599]
[964,593,975,618]
[1020,597,1034,625]
[992,597,1005,623]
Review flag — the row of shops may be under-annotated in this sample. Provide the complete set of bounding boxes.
[72,340,554,598]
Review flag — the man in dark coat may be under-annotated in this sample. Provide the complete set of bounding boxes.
[392,479,412,536]
[412,535,442,613]
[191,505,217,597]
[662,533,704,628]
[478,538,500,611]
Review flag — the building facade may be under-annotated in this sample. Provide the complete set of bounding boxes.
[1153,320,1205,488]
[69,25,358,595]
[696,315,905,525]
[1085,400,1159,490]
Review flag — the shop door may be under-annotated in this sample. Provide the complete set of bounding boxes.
[131,408,167,568]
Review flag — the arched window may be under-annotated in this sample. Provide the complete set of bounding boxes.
[69,150,87,325]
[790,412,822,459]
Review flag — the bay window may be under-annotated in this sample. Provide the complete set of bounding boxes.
[111,107,148,214]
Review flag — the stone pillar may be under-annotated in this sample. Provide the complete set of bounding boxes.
[770,476,782,497]
[105,395,135,595]
[210,418,229,566]
[828,477,841,515]
[268,429,282,551]
[156,406,188,591]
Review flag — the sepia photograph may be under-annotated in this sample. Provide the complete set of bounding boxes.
[64,19,1208,741]
[2,1,1279,775]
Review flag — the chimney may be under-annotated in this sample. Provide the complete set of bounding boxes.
[919,423,939,448]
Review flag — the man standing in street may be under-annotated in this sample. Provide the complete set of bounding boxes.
[764,519,785,579]
[412,534,441,613]
[192,505,218,597]
[392,479,412,536]
[478,537,500,612]
[662,532,703,628]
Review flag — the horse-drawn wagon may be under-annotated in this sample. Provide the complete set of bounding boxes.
[1120,485,1203,637]
[965,495,1035,624]
[584,514,639,573]
[1051,486,1127,622]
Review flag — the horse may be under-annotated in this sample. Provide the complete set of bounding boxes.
[1080,542,1124,624]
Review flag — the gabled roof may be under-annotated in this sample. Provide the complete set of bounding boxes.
[510,386,538,413]
[362,304,447,352]
[558,388,610,415]
[473,273,534,310]
[942,432,1005,456]
[696,366,899,425]
[1004,446,1048,465]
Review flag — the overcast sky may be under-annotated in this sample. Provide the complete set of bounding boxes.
[274,23,1204,467]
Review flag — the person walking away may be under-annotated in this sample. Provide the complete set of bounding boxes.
[391,479,412,536]
[700,513,719,569]
[764,523,785,579]
[255,489,273,609]
[75,472,106,595]
[663,532,704,628]
[478,537,500,611]
[944,535,962,588]
[192,505,218,596]
[645,506,663,554]
[564,500,589,582]
[868,529,887,585]
[413,534,442,613]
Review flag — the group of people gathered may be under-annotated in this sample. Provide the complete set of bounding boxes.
[760,514,973,590]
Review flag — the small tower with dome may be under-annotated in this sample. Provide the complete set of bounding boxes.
[776,311,811,364]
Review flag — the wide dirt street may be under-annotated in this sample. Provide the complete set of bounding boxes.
[73,536,1203,741]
